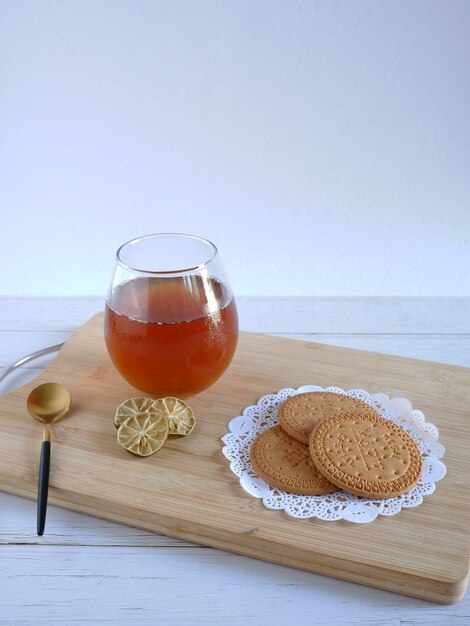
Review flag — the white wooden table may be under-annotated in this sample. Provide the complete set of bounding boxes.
[1,296,469,625]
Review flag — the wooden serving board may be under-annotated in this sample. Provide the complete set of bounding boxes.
[0,314,469,604]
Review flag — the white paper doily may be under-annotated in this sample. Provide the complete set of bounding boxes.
[221,385,446,523]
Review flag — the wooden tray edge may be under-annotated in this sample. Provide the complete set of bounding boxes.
[1,476,467,605]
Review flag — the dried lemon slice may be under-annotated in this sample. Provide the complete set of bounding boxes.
[117,412,169,456]
[153,397,196,436]
[114,397,156,429]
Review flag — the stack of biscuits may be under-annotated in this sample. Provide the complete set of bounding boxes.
[250,392,423,499]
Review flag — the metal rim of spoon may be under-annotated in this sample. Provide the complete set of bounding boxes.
[26,382,71,536]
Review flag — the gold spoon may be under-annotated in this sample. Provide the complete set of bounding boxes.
[27,383,71,536]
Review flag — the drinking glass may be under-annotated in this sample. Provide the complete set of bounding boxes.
[104,233,239,397]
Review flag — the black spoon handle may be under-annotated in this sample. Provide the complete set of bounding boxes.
[37,440,50,536]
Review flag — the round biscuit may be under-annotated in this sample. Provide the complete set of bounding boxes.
[309,411,423,499]
[278,392,379,444]
[250,425,338,496]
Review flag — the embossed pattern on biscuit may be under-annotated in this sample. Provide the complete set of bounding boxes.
[309,412,423,499]
[250,426,338,496]
[278,392,380,444]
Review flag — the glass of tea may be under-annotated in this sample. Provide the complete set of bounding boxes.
[104,233,239,397]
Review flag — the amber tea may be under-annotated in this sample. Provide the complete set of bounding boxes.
[105,274,238,396]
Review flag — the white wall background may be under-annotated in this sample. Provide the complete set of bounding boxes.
[1,0,469,297]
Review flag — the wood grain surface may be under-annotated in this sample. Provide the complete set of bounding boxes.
[0,312,469,605]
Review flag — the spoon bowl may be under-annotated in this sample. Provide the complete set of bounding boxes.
[27,383,71,424]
